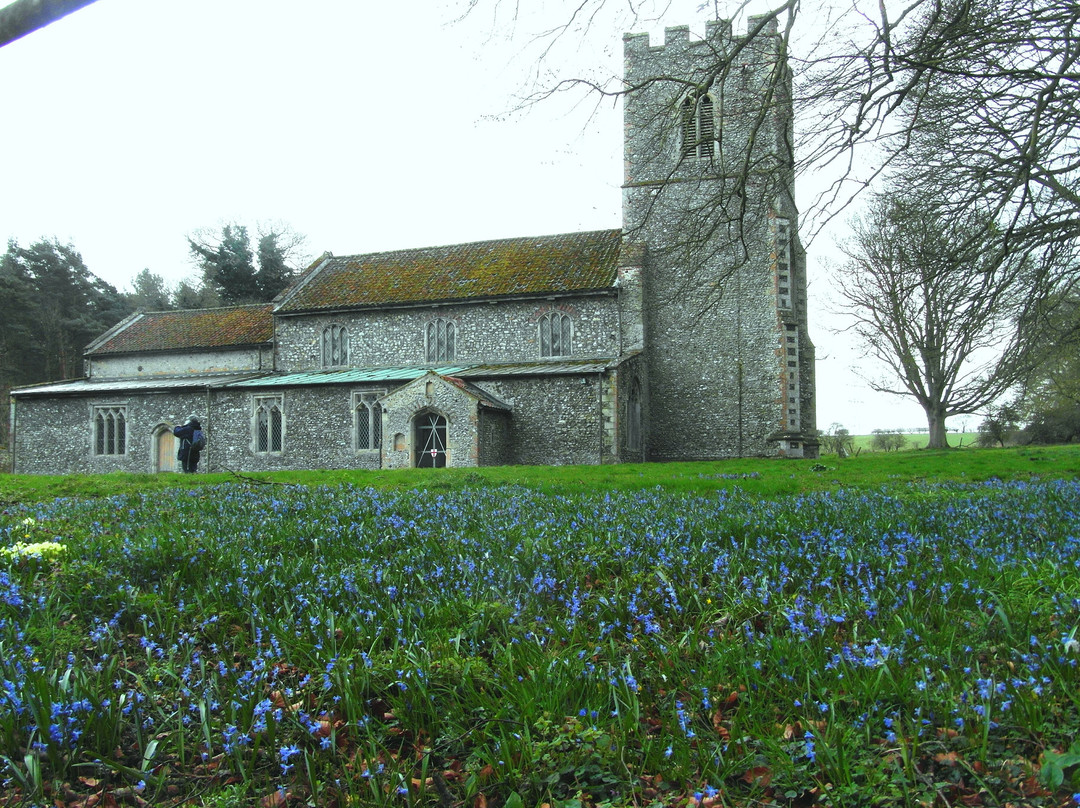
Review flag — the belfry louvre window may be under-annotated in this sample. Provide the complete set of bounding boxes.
[322,324,349,367]
[680,92,715,160]
[426,318,455,363]
[353,391,384,452]
[254,395,284,453]
[93,406,126,456]
[539,311,573,358]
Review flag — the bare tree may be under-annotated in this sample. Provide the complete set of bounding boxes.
[464,0,1079,252]
[820,422,855,457]
[835,190,1070,448]
[842,0,1080,255]
[0,0,99,49]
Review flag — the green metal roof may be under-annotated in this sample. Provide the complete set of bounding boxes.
[223,366,471,388]
[221,360,616,389]
[11,373,264,397]
[13,360,618,398]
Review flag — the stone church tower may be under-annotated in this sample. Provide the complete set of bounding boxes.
[623,17,817,459]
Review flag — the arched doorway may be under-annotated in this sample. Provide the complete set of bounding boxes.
[414,411,447,468]
[154,426,178,473]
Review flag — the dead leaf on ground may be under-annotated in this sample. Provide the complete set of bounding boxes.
[260,787,287,808]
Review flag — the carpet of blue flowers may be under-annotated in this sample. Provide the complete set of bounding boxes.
[1,479,1079,807]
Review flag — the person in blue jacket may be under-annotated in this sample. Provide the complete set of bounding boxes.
[172,415,203,473]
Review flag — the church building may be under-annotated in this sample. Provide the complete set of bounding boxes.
[9,18,817,473]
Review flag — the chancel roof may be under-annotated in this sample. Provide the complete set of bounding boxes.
[276,229,624,313]
[86,304,274,356]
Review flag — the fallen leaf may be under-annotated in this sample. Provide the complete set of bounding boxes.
[740,766,773,787]
[260,788,287,808]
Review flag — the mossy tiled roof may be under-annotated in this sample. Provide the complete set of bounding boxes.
[277,229,623,313]
[87,304,274,355]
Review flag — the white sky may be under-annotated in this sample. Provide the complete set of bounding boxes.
[0,0,943,435]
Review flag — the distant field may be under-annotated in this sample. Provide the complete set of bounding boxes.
[842,432,975,453]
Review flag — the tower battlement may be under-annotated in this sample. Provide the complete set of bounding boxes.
[623,16,777,58]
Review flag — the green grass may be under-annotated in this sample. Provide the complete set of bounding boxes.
[3,443,1078,505]
[1,446,1079,807]
[845,432,974,452]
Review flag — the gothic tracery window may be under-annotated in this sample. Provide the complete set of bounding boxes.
[353,391,383,452]
[253,395,284,453]
[538,311,573,358]
[322,324,349,367]
[426,318,455,363]
[93,406,126,456]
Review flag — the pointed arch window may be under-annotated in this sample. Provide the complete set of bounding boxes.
[353,391,384,452]
[538,311,573,358]
[253,394,284,453]
[680,92,715,160]
[322,324,349,367]
[426,318,456,363]
[93,405,127,456]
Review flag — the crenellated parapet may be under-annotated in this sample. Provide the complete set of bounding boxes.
[623,16,775,62]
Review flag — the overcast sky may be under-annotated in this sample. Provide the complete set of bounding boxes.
[0,0,941,435]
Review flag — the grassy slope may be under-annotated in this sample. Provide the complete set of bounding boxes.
[2,444,1078,505]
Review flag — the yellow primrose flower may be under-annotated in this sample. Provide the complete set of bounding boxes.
[1,540,67,562]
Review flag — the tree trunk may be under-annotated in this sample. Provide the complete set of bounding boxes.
[926,408,949,449]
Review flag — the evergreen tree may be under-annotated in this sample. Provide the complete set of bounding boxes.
[188,224,258,304]
[187,223,305,306]
[173,278,217,310]
[126,268,173,311]
[0,239,132,412]
[256,231,293,300]
[0,241,42,444]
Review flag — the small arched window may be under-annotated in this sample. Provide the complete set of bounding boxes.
[322,324,349,367]
[680,92,715,160]
[539,311,573,358]
[353,391,383,452]
[426,318,455,363]
[254,395,284,453]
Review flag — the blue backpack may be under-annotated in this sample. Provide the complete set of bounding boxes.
[191,429,206,452]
